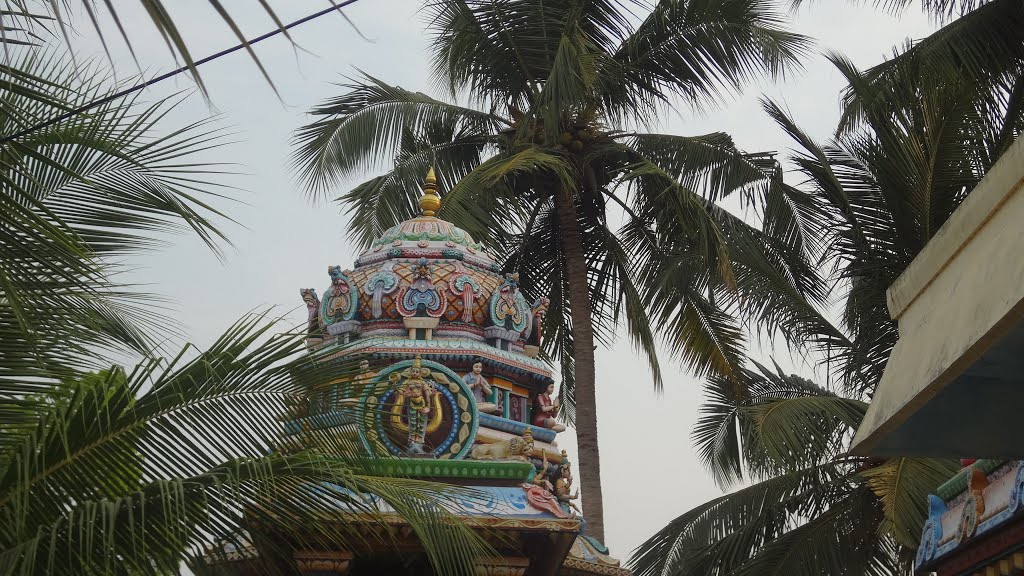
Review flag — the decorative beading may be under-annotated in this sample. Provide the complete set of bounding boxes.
[370,217,486,254]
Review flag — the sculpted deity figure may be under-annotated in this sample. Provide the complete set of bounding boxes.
[521,449,571,518]
[393,356,436,453]
[463,361,501,415]
[555,451,581,514]
[531,452,555,492]
[532,382,566,432]
[300,289,322,346]
[489,273,528,333]
[523,297,550,347]
[300,289,321,334]
[338,360,376,408]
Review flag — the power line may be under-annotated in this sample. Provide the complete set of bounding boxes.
[0,0,363,145]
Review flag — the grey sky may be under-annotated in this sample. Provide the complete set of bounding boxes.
[65,0,934,558]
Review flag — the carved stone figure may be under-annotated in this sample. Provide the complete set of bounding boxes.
[532,383,566,432]
[470,428,534,461]
[520,451,571,518]
[463,361,501,415]
[523,297,550,348]
[531,452,555,491]
[390,356,437,454]
[281,393,309,421]
[339,360,376,408]
[300,288,322,337]
[554,451,581,514]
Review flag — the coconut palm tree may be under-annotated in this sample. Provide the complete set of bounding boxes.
[629,50,1022,576]
[292,0,813,541]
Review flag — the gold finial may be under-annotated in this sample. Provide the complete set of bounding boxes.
[413,354,423,369]
[419,167,441,217]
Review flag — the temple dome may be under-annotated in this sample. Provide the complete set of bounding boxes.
[314,169,545,350]
[359,215,495,265]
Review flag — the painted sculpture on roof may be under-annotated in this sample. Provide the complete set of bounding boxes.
[490,273,530,332]
[524,296,550,348]
[463,361,500,415]
[391,356,437,453]
[470,427,534,461]
[398,257,446,318]
[322,265,358,324]
[555,451,582,515]
[364,262,399,319]
[300,288,321,336]
[534,382,566,432]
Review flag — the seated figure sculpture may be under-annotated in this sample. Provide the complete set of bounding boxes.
[463,361,501,415]
[532,382,566,432]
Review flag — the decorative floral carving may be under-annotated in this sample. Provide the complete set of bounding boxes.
[363,262,399,319]
[449,263,483,323]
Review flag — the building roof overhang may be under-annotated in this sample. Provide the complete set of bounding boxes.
[852,136,1024,457]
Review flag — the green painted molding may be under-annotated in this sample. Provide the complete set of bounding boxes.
[936,459,1009,501]
[350,457,534,481]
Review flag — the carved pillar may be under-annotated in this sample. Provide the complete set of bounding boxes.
[484,327,520,351]
[326,320,361,344]
[403,316,439,340]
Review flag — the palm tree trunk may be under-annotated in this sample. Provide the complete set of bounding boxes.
[553,190,605,543]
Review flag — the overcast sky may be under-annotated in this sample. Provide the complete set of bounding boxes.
[65,0,935,560]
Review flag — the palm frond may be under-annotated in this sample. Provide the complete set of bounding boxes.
[859,457,961,548]
[693,361,864,487]
[1,0,362,94]
[606,0,810,121]
[425,0,634,107]
[0,314,492,576]
[628,460,859,576]
[292,74,502,199]
[729,487,899,576]
[0,50,233,407]
[838,0,1024,135]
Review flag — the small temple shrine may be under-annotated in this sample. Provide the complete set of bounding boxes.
[206,170,630,575]
[916,460,1024,576]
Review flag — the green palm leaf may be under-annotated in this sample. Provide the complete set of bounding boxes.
[0,314,491,576]
[859,457,961,548]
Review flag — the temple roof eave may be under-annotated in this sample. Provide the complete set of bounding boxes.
[321,337,554,381]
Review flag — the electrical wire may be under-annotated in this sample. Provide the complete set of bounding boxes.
[0,0,363,145]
